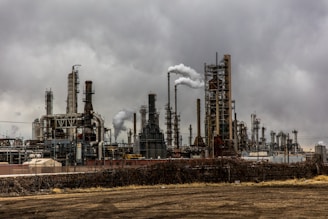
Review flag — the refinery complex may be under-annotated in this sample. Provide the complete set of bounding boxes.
[0,54,313,166]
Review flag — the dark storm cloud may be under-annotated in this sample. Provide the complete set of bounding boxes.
[0,0,327,148]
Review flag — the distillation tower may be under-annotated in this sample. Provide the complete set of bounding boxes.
[204,54,233,157]
[139,93,166,159]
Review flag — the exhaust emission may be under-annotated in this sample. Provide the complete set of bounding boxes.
[112,109,134,141]
[168,63,204,88]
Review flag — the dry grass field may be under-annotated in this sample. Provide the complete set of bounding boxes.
[1,176,328,218]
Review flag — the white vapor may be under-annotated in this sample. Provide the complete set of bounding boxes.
[169,63,204,89]
[168,64,202,80]
[112,109,134,141]
[175,77,204,88]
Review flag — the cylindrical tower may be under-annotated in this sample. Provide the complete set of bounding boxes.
[174,85,180,149]
[67,65,80,114]
[83,80,94,129]
[45,90,53,116]
[133,113,137,143]
[166,72,173,147]
[270,131,276,144]
[32,118,41,140]
[148,93,156,125]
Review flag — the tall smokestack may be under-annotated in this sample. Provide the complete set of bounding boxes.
[133,113,137,143]
[193,98,205,147]
[197,98,201,138]
[45,90,53,116]
[189,124,192,146]
[166,72,173,147]
[84,80,93,114]
[148,93,156,125]
[174,85,179,149]
[84,80,94,129]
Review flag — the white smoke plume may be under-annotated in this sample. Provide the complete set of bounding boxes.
[112,109,134,141]
[168,64,202,80]
[175,77,204,88]
[169,63,204,89]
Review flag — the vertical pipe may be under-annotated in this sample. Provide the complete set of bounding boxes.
[133,113,137,144]
[204,62,209,147]
[189,124,192,146]
[167,72,171,147]
[215,91,220,135]
[197,99,201,138]
[261,126,266,146]
[224,54,233,141]
[175,85,179,149]
[234,112,238,152]
[148,93,156,124]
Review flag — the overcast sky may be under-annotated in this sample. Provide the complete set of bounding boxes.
[0,0,327,149]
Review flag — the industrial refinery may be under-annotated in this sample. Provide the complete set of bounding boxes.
[0,54,310,166]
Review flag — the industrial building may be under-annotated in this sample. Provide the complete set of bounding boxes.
[31,66,105,165]
[204,54,233,157]
[138,93,166,159]
[0,53,310,166]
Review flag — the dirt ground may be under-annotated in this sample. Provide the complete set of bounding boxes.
[0,181,328,219]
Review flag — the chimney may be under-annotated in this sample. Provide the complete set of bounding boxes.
[148,93,156,125]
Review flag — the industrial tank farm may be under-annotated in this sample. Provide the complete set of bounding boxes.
[0,53,313,167]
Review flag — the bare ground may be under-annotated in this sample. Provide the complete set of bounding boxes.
[1,179,328,219]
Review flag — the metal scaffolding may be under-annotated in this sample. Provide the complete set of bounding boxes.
[204,54,233,157]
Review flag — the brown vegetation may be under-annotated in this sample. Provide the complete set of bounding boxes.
[1,179,328,218]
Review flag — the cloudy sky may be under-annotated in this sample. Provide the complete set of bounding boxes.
[0,0,328,149]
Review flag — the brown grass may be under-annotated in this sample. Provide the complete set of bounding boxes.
[50,175,328,194]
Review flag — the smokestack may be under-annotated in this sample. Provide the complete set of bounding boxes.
[45,90,53,115]
[84,80,94,114]
[292,129,298,145]
[197,98,201,138]
[193,98,205,147]
[148,93,156,125]
[270,131,276,144]
[133,113,137,143]
[83,80,94,130]
[167,72,172,146]
[189,124,192,146]
[174,85,179,149]
[261,126,266,145]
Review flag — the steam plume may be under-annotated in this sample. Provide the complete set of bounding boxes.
[175,77,204,88]
[169,63,204,88]
[112,109,134,141]
[168,63,202,80]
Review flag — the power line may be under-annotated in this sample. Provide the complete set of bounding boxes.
[0,121,30,124]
